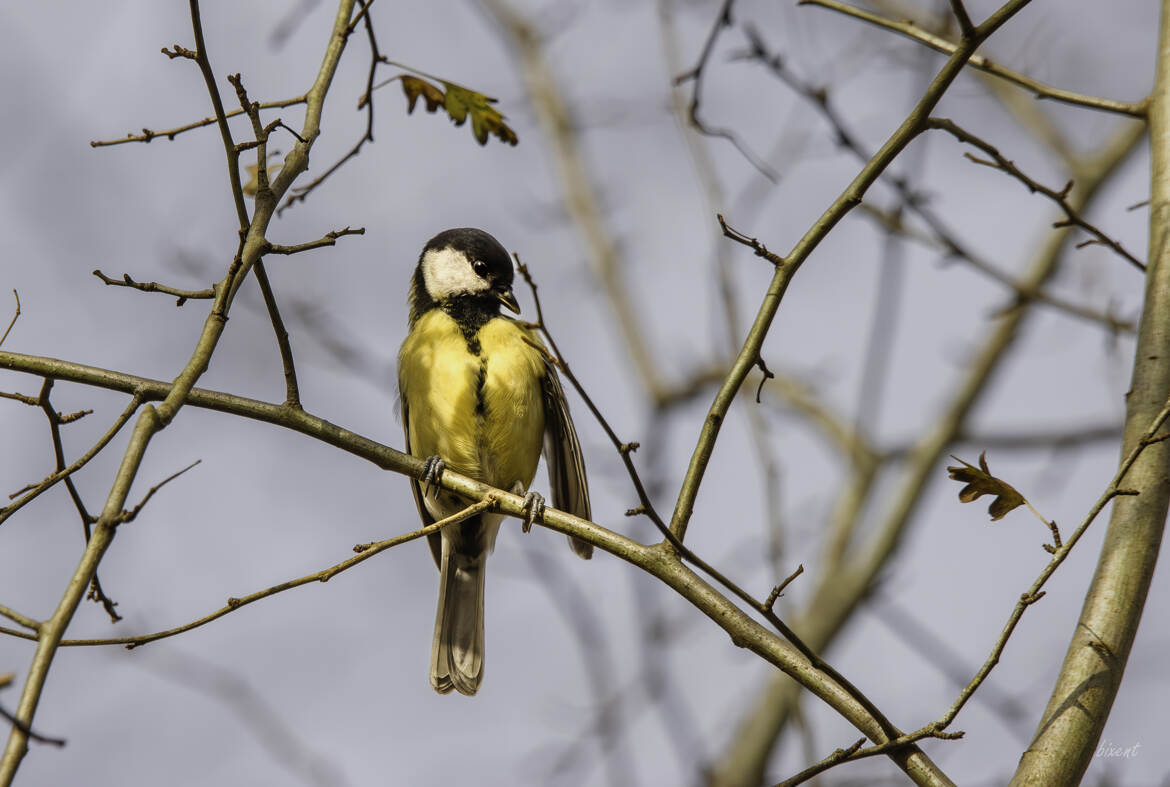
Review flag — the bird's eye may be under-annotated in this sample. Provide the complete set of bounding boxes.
[472,260,489,278]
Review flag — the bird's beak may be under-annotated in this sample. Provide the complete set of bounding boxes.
[496,287,520,314]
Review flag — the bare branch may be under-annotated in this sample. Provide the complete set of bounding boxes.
[92,269,215,306]
[1015,21,1170,772]
[223,68,307,409]
[857,202,1137,334]
[479,0,672,403]
[514,260,668,533]
[928,117,1147,272]
[0,347,952,780]
[869,599,1033,739]
[770,242,1170,787]
[266,227,366,255]
[0,705,64,749]
[0,391,38,408]
[739,26,1139,334]
[0,394,142,527]
[28,379,121,621]
[0,607,39,633]
[89,96,307,147]
[671,0,1037,548]
[717,214,784,265]
[517,260,915,776]
[938,391,1170,729]
[673,0,778,180]
[711,85,1146,787]
[778,724,963,786]
[0,0,364,777]
[117,460,202,525]
[0,497,495,650]
[948,0,975,38]
[281,7,384,212]
[764,564,804,612]
[801,0,1148,118]
[251,261,302,408]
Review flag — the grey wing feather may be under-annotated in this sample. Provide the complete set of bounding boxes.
[540,359,593,559]
[401,397,443,569]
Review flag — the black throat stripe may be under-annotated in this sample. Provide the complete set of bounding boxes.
[440,298,500,356]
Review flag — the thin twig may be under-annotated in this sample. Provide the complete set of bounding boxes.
[266,227,366,255]
[117,460,202,525]
[674,0,777,180]
[739,25,1139,333]
[937,392,1170,727]
[33,379,121,622]
[718,214,784,264]
[226,72,305,408]
[0,391,39,408]
[92,270,214,306]
[0,347,949,779]
[0,291,19,347]
[188,0,249,229]
[776,738,865,787]
[800,0,1148,118]
[515,259,668,534]
[1,498,494,650]
[764,564,804,611]
[947,0,975,39]
[517,262,906,759]
[869,599,1032,740]
[0,706,64,749]
[671,0,1036,547]
[714,122,1148,784]
[0,607,38,633]
[479,0,671,402]
[281,5,384,212]
[89,96,307,147]
[0,1,363,778]
[776,339,1170,787]
[252,261,302,408]
[777,724,962,786]
[857,202,1135,334]
[928,117,1146,271]
[0,395,143,527]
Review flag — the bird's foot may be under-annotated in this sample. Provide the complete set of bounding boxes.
[521,491,545,534]
[421,456,445,496]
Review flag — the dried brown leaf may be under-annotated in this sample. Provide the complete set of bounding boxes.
[947,451,1027,521]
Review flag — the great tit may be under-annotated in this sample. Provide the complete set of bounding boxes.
[397,227,593,696]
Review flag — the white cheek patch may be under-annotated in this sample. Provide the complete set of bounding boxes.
[422,247,490,300]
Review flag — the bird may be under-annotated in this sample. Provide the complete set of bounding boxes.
[397,227,593,696]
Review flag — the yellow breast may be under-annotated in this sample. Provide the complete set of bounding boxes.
[398,310,546,492]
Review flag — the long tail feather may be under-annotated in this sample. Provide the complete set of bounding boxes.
[430,546,487,696]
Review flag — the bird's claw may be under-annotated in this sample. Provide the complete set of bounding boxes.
[521,491,545,534]
[421,456,445,496]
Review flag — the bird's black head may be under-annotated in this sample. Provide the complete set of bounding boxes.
[409,228,519,326]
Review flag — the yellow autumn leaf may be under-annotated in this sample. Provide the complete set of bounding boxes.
[388,65,519,147]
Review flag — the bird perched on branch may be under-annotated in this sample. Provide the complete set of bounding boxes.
[397,227,593,696]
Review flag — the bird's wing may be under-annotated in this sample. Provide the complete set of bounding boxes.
[540,357,593,559]
[402,396,443,569]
